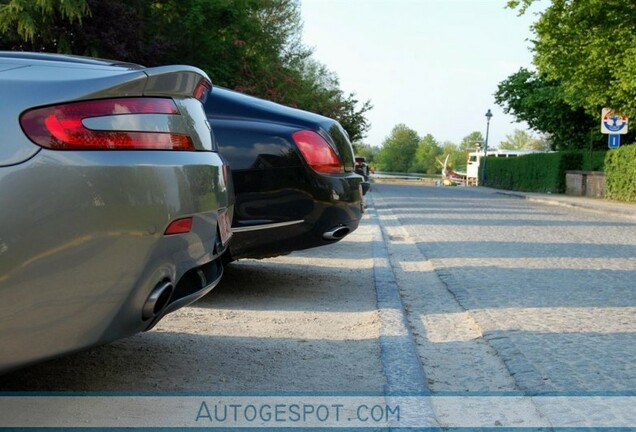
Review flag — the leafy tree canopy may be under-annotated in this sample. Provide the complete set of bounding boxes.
[375,127,472,174]
[499,129,550,151]
[0,0,88,48]
[507,0,636,119]
[495,68,603,150]
[0,0,371,141]
[352,142,379,164]
[441,141,466,171]
[414,134,442,174]
[460,131,484,151]
[375,124,420,172]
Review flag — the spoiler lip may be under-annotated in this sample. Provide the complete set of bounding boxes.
[142,65,212,99]
[0,51,145,70]
[0,52,213,100]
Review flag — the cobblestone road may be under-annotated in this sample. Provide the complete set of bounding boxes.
[372,183,636,393]
[1,182,635,428]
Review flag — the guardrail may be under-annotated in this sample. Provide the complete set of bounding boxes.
[372,171,442,180]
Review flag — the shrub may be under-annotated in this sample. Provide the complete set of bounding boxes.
[581,150,608,171]
[605,144,636,202]
[483,152,583,193]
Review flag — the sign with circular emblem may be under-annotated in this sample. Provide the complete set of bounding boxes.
[601,108,628,134]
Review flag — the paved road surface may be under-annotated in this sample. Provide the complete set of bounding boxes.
[372,183,636,392]
[2,183,635,427]
[0,219,383,392]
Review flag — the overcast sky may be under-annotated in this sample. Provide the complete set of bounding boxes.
[300,0,546,148]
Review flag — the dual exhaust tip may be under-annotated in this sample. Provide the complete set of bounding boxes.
[322,225,351,241]
[142,280,174,321]
[145,227,351,319]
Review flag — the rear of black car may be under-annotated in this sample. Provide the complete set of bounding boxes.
[205,88,364,260]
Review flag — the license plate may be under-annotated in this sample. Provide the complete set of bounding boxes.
[217,208,233,246]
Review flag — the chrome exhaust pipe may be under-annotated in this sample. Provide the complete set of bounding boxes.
[142,280,174,321]
[322,225,351,241]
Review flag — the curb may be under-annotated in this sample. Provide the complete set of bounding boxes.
[491,190,636,221]
[366,194,430,395]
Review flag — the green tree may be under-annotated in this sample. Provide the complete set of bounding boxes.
[460,131,484,151]
[508,0,636,118]
[0,0,88,49]
[495,68,602,149]
[0,0,371,141]
[376,124,420,172]
[414,134,442,174]
[441,141,466,171]
[288,58,372,141]
[352,142,379,164]
[499,129,550,151]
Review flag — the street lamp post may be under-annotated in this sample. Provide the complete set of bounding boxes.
[481,109,493,185]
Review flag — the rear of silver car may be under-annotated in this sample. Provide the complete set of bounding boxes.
[0,53,233,372]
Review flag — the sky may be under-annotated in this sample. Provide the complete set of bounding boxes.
[300,0,546,148]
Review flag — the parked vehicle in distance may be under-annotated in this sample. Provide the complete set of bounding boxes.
[205,87,364,261]
[0,52,233,372]
[354,156,370,180]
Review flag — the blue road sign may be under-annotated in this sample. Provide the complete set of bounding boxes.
[609,134,621,149]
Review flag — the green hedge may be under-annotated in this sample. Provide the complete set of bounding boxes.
[483,152,583,193]
[605,144,636,202]
[581,150,608,171]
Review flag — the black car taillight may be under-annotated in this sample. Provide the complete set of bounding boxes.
[292,130,343,174]
[20,98,194,150]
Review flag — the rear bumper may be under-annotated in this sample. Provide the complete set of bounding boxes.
[0,150,231,372]
[228,171,363,260]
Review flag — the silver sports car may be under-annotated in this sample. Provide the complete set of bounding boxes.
[0,52,233,372]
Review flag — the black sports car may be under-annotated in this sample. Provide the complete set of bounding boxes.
[205,87,365,261]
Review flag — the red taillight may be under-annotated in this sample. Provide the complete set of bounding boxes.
[292,130,343,174]
[193,78,212,103]
[164,217,193,235]
[222,163,231,186]
[20,98,194,150]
